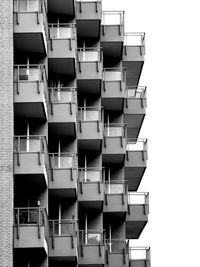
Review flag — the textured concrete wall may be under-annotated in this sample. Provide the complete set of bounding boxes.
[0,0,13,266]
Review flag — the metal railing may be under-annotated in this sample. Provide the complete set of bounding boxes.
[124,33,145,55]
[14,135,49,167]
[49,153,77,181]
[14,207,48,239]
[102,11,124,25]
[126,138,148,161]
[49,23,76,39]
[105,239,128,264]
[49,219,77,249]
[104,123,126,137]
[77,0,101,14]
[128,192,149,215]
[78,167,104,182]
[103,68,126,83]
[78,47,103,62]
[104,180,127,195]
[125,86,147,108]
[48,87,77,116]
[79,229,105,245]
[78,107,103,121]
[129,247,151,261]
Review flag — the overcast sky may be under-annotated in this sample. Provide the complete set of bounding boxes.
[103,1,200,267]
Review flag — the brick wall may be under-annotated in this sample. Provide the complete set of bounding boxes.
[0,0,13,266]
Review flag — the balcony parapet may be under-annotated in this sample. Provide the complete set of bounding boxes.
[77,47,103,72]
[125,86,147,107]
[104,123,127,139]
[126,138,148,161]
[124,33,145,56]
[128,192,149,215]
[102,11,124,34]
[105,239,129,266]
[14,207,48,252]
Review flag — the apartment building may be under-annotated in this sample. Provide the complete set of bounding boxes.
[0,0,150,266]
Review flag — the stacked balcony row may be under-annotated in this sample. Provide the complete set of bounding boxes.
[14,207,150,267]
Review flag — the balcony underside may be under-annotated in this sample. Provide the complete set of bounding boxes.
[49,122,76,137]
[126,220,147,239]
[15,173,47,189]
[15,102,47,120]
[125,167,146,191]
[103,154,125,165]
[101,42,123,59]
[49,187,76,198]
[102,98,124,111]
[14,33,46,55]
[78,139,102,152]
[14,247,48,266]
[123,61,144,86]
[48,58,75,76]
[77,80,102,95]
[124,114,145,139]
[48,0,75,16]
[77,20,101,39]
[79,200,103,210]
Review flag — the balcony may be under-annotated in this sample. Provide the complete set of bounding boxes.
[77,48,103,94]
[78,168,104,209]
[101,11,124,59]
[14,136,49,188]
[78,107,103,151]
[104,181,128,217]
[129,247,151,267]
[14,207,48,254]
[14,0,48,55]
[126,193,149,239]
[48,24,76,76]
[49,153,78,198]
[125,139,148,190]
[102,68,126,111]
[48,0,75,17]
[49,220,78,262]
[105,239,129,267]
[76,0,102,39]
[123,33,145,86]
[103,124,126,164]
[124,86,147,138]
[79,230,105,266]
[48,87,77,136]
[14,65,48,120]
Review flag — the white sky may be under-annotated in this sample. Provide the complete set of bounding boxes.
[102,1,200,267]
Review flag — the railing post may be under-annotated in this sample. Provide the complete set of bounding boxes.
[126,151,129,161]
[38,208,41,239]
[99,241,102,257]
[70,102,73,115]
[78,61,82,72]
[17,136,21,166]
[16,66,20,94]
[52,220,55,249]
[105,192,108,205]
[38,136,42,165]
[98,181,101,194]
[95,1,98,13]
[17,209,20,239]
[120,136,123,147]
[106,249,109,264]
[51,154,54,181]
[96,61,99,72]
[80,231,83,257]
[103,136,106,148]
[69,38,72,51]
[80,180,83,194]
[123,248,126,264]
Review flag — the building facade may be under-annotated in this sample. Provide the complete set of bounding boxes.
[0,0,150,266]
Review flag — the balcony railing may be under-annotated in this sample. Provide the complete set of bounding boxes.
[128,192,149,214]
[104,123,126,137]
[49,152,77,181]
[104,180,127,195]
[14,64,48,96]
[129,247,151,261]
[103,68,126,82]
[48,87,77,115]
[78,107,103,122]
[78,167,104,182]
[76,0,101,13]
[79,230,105,245]
[14,207,48,239]
[105,239,128,253]
[102,11,124,26]
[78,48,102,62]
[49,219,77,248]
[124,32,145,55]
[126,138,148,155]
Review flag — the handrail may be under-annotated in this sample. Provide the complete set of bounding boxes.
[103,68,126,82]
[49,153,77,169]
[78,106,103,122]
[48,23,76,40]
[129,247,151,260]
[105,239,129,253]
[128,192,149,205]
[104,123,127,138]
[14,207,47,225]
[48,87,77,104]
[78,167,105,182]
[79,229,105,245]
[126,86,147,98]
[102,11,124,25]
[124,32,145,46]
[77,48,103,62]
[14,0,47,13]
[49,219,78,237]
[104,180,128,194]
